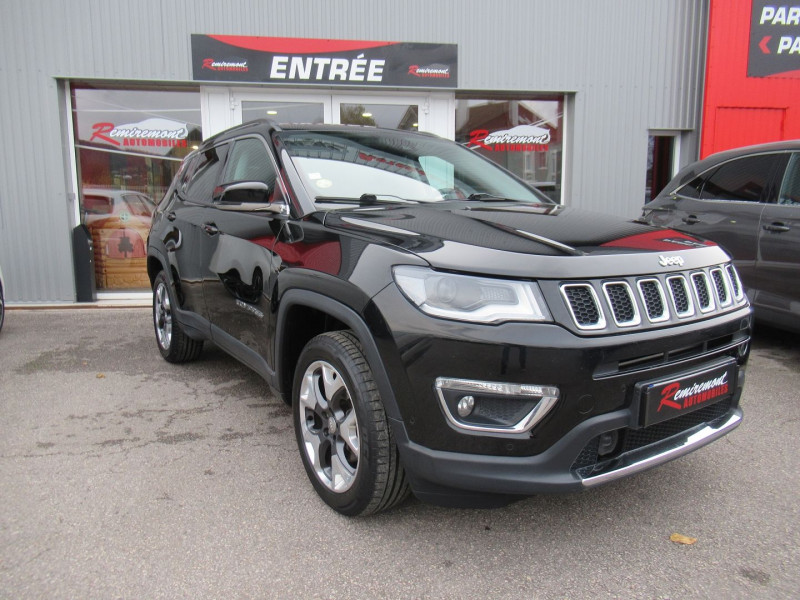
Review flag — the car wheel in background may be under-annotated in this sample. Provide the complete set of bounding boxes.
[152,271,203,363]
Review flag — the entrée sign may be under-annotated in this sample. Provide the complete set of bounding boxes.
[191,35,458,88]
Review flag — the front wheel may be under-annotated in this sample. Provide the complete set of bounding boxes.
[152,271,203,363]
[293,331,409,516]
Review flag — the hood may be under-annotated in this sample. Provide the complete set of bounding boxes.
[324,201,725,278]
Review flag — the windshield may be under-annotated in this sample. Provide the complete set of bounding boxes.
[277,129,552,205]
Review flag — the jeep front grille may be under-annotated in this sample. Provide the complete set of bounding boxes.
[726,264,744,301]
[637,279,668,322]
[692,272,714,312]
[710,268,731,307]
[558,263,746,333]
[602,282,640,327]
[561,284,606,329]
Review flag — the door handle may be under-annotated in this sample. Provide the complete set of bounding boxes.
[166,211,177,222]
[202,223,220,236]
[763,222,791,233]
[682,215,699,225]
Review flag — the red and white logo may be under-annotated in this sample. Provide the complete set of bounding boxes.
[469,124,551,152]
[89,118,190,153]
[658,372,730,413]
[202,58,249,72]
[408,63,451,78]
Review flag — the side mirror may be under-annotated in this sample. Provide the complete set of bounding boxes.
[217,181,289,215]
[219,181,270,205]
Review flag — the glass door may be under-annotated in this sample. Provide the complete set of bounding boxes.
[229,90,452,137]
[332,94,426,132]
[235,90,331,127]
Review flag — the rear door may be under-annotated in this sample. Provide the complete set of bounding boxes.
[167,143,230,320]
[755,152,800,319]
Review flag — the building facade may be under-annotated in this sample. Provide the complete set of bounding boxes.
[702,0,800,157]
[1,0,710,303]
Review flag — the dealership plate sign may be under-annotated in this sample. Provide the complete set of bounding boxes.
[637,360,736,428]
[191,35,458,88]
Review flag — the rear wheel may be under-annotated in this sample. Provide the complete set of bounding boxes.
[152,271,202,363]
[293,331,409,516]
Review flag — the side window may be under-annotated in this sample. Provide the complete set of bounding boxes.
[778,153,800,206]
[676,174,706,199]
[221,137,277,189]
[184,144,229,204]
[700,154,777,202]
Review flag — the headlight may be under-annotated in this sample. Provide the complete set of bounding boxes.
[393,266,551,324]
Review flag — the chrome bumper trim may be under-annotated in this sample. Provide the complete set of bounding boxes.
[581,411,742,487]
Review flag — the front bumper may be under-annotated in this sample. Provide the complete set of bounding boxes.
[393,402,742,503]
[368,284,750,501]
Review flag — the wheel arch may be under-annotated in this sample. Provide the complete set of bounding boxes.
[275,289,402,421]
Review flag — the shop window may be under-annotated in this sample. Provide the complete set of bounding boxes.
[455,97,564,202]
[71,86,202,291]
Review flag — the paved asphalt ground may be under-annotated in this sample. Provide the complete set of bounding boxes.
[0,308,798,599]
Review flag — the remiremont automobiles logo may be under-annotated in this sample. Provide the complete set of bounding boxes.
[202,58,249,72]
[408,63,451,78]
[658,372,730,413]
[469,125,551,152]
[89,118,189,148]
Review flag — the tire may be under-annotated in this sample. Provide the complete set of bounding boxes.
[152,270,203,363]
[293,331,409,516]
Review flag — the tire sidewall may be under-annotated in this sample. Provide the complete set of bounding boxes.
[293,333,383,516]
[153,271,176,360]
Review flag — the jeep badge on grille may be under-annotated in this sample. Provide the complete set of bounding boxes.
[659,255,685,267]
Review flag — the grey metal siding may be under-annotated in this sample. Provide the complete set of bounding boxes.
[0,0,708,302]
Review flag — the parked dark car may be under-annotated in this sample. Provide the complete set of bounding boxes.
[147,121,751,515]
[641,140,800,332]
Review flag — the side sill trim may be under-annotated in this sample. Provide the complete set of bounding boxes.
[581,410,742,487]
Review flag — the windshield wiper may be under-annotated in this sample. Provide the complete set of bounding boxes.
[315,194,418,205]
[466,193,516,202]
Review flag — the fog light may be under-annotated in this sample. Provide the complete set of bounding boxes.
[435,377,560,435]
[457,396,475,417]
[597,431,619,457]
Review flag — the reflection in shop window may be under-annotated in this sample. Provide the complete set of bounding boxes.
[455,97,563,202]
[71,86,202,291]
[340,103,419,130]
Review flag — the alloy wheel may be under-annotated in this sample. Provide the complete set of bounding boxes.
[298,360,360,492]
[154,281,173,350]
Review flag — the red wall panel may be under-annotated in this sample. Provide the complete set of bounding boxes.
[703,0,800,157]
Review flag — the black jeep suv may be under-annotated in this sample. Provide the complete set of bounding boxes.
[147,121,751,515]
